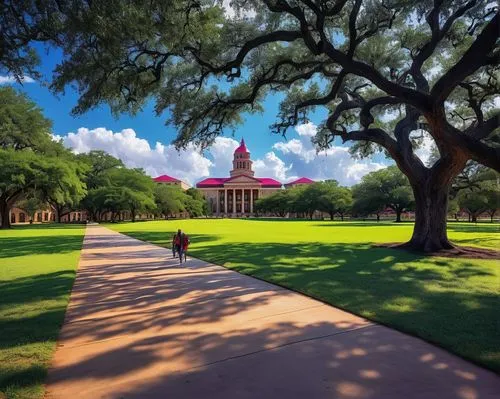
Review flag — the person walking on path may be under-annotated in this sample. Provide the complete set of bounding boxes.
[174,229,185,264]
[171,233,177,258]
[182,234,190,263]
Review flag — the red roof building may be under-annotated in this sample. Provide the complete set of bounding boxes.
[196,139,283,215]
[284,177,315,188]
[153,174,190,190]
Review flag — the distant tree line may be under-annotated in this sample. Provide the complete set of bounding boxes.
[0,87,208,228]
[256,165,498,223]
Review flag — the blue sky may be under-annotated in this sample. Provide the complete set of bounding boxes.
[14,43,321,160]
[2,44,401,186]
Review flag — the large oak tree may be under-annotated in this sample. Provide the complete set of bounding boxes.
[0,87,87,228]
[2,0,498,250]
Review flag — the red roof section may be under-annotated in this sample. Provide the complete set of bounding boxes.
[257,178,282,187]
[285,177,315,186]
[234,138,249,154]
[196,178,229,188]
[153,174,180,183]
[196,176,282,188]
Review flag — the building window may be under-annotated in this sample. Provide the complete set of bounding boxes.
[44,213,48,221]
[19,213,26,223]
[11,213,16,224]
[37,212,42,222]
[72,213,76,221]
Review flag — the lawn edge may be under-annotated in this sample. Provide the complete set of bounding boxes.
[39,225,87,399]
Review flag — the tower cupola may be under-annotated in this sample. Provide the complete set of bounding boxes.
[230,138,254,177]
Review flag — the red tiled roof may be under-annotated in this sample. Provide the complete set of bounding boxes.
[225,175,261,183]
[284,177,315,186]
[257,178,282,187]
[196,178,229,188]
[234,138,248,153]
[153,174,180,183]
[196,176,282,188]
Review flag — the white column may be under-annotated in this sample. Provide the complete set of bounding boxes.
[233,189,236,214]
[216,190,220,215]
[224,189,228,214]
[250,189,253,214]
[243,189,246,213]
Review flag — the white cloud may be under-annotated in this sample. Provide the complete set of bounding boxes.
[269,123,387,186]
[253,151,293,181]
[207,136,239,176]
[0,75,35,85]
[295,122,317,137]
[60,127,212,185]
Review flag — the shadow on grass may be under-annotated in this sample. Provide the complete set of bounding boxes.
[0,364,46,397]
[0,225,84,396]
[0,235,84,259]
[9,223,85,230]
[0,271,76,312]
[0,273,77,395]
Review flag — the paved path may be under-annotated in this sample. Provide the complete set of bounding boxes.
[45,225,499,399]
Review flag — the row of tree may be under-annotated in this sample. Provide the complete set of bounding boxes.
[256,166,498,222]
[0,87,208,228]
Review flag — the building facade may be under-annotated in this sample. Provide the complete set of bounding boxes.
[153,174,190,190]
[197,139,283,216]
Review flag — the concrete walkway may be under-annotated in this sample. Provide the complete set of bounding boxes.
[45,225,499,399]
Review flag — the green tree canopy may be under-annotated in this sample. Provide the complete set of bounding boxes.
[154,184,187,218]
[77,150,124,190]
[185,188,208,217]
[316,180,353,220]
[106,168,156,222]
[0,86,53,151]
[353,166,414,222]
[0,87,88,227]
[456,165,499,222]
[17,195,44,223]
[255,189,294,217]
[2,1,499,250]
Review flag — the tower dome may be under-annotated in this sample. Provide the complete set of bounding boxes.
[230,138,254,177]
[234,138,248,154]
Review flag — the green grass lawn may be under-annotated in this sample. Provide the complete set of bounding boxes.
[0,224,85,399]
[107,219,500,373]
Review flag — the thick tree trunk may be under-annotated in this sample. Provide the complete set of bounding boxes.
[471,213,478,223]
[131,209,136,222]
[330,212,334,220]
[0,200,10,229]
[395,209,402,223]
[340,213,344,221]
[376,213,380,222]
[405,182,453,252]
